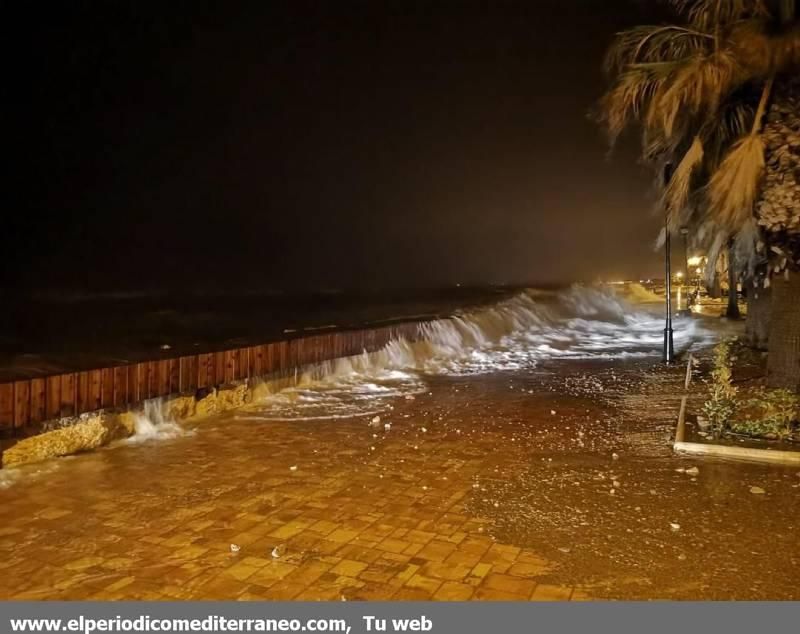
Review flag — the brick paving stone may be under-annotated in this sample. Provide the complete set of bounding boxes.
[329,559,369,578]
[0,395,578,601]
[531,584,573,601]
[433,581,475,600]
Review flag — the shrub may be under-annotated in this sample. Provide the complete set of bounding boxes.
[729,388,800,439]
[702,340,739,435]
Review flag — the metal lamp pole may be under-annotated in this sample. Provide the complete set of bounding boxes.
[663,164,675,364]
[663,219,675,363]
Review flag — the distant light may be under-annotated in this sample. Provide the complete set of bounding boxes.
[696,267,702,275]
[687,256,703,266]
[675,271,684,279]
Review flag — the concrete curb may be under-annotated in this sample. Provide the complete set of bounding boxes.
[674,440,800,465]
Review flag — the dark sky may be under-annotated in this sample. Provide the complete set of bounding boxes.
[7,0,665,293]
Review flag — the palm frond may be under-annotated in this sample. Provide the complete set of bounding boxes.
[664,136,705,229]
[700,97,757,166]
[597,65,671,143]
[604,25,714,75]
[669,0,770,29]
[707,134,766,237]
[654,49,742,136]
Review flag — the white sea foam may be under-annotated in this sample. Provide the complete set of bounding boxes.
[247,285,716,421]
[125,399,187,443]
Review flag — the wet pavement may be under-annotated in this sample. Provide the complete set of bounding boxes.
[1,354,798,600]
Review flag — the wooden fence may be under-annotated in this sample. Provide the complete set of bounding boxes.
[0,322,422,435]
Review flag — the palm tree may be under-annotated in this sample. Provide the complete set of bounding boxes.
[598,0,800,390]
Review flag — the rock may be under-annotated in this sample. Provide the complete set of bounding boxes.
[230,544,241,553]
[685,467,700,476]
[750,486,766,495]
[2,414,132,468]
[271,547,281,559]
[289,465,298,471]
[551,410,557,415]
[670,523,681,531]
[612,452,619,461]
[384,423,391,431]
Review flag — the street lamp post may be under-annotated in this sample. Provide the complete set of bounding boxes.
[663,217,675,363]
[663,163,675,364]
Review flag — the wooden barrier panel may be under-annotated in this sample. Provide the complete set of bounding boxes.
[127,365,139,404]
[214,352,225,386]
[144,362,156,400]
[0,383,12,430]
[168,358,180,393]
[46,375,61,420]
[156,360,170,397]
[113,367,128,408]
[179,356,198,393]
[0,319,430,436]
[30,378,46,424]
[90,369,103,411]
[101,368,114,409]
[14,381,30,429]
[223,350,235,384]
[60,373,76,418]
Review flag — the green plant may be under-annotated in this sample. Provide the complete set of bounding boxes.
[729,387,800,438]
[702,339,739,433]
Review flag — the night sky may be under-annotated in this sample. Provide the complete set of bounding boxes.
[7,0,665,294]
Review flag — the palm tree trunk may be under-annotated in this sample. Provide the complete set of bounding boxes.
[725,244,740,319]
[745,279,771,350]
[767,272,800,392]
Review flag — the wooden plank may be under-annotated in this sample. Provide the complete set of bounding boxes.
[265,343,276,374]
[168,358,180,393]
[179,356,195,393]
[127,365,140,403]
[101,368,114,408]
[155,360,169,396]
[76,372,90,415]
[60,373,76,417]
[215,352,225,386]
[13,381,30,429]
[0,383,12,430]
[30,378,46,424]
[247,346,257,377]
[139,361,156,401]
[197,353,212,389]
[187,355,199,392]
[238,347,249,380]
[253,345,265,377]
[280,341,289,372]
[223,350,235,384]
[46,375,62,420]
[114,367,129,407]
[333,333,343,358]
[89,369,103,411]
